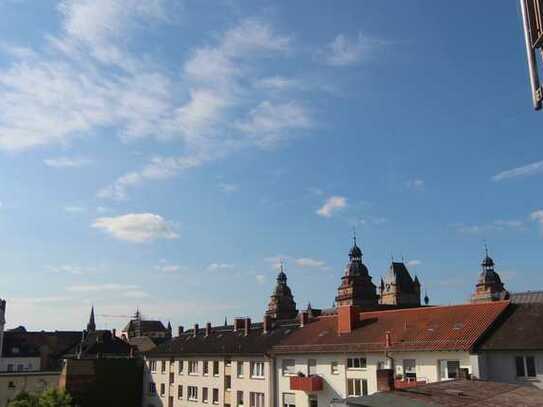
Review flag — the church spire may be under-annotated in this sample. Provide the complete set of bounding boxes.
[87,306,96,332]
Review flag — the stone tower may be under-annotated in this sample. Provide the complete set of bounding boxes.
[471,247,509,303]
[335,237,378,307]
[266,263,298,320]
[379,261,421,306]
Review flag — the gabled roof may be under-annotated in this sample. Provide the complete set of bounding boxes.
[147,321,298,357]
[345,379,543,407]
[479,303,543,351]
[272,301,509,354]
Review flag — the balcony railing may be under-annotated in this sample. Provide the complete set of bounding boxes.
[290,375,323,392]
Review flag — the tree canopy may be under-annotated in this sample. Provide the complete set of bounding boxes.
[8,389,72,407]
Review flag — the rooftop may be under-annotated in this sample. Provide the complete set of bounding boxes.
[273,301,510,354]
[342,379,543,407]
[510,290,543,303]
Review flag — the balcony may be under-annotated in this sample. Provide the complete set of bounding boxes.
[290,375,323,392]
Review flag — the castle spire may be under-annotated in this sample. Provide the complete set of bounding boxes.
[87,306,96,332]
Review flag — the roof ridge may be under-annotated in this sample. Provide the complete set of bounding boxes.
[358,301,510,316]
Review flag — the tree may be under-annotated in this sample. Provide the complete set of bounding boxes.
[7,389,72,407]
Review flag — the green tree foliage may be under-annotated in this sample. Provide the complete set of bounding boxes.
[8,389,72,407]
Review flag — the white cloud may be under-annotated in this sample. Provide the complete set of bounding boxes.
[255,274,266,285]
[492,160,543,181]
[206,263,235,272]
[454,219,525,235]
[322,33,376,66]
[44,156,92,168]
[122,290,150,298]
[295,257,326,269]
[531,210,543,232]
[316,196,347,217]
[218,183,239,193]
[264,255,289,271]
[66,283,139,292]
[92,213,178,242]
[406,178,425,191]
[406,260,421,267]
[46,265,92,275]
[254,76,299,90]
[236,101,312,148]
[155,264,182,273]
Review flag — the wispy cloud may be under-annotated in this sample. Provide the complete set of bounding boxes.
[255,274,266,285]
[531,209,543,232]
[316,196,347,217]
[64,205,87,214]
[218,183,239,193]
[66,283,139,292]
[406,260,421,267]
[406,178,425,191]
[92,213,178,242]
[44,156,92,168]
[321,33,379,66]
[206,263,235,272]
[46,264,94,275]
[155,264,182,273]
[492,160,543,181]
[295,257,327,270]
[454,219,525,235]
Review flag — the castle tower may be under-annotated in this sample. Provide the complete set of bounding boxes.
[471,246,509,303]
[379,261,421,306]
[87,306,96,332]
[335,237,378,307]
[266,263,298,320]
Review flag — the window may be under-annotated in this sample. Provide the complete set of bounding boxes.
[149,383,156,394]
[150,360,157,372]
[188,386,198,401]
[237,361,244,377]
[347,379,368,397]
[308,395,318,407]
[282,359,296,376]
[169,372,174,384]
[282,393,295,407]
[178,360,184,374]
[189,361,198,375]
[347,357,367,370]
[308,359,317,376]
[515,356,537,378]
[161,361,167,373]
[251,361,265,378]
[160,383,165,397]
[403,359,417,380]
[203,387,209,403]
[250,392,264,407]
[237,391,244,406]
[177,385,183,399]
[439,360,460,380]
[203,361,209,376]
[212,388,219,404]
[213,360,220,376]
[225,375,232,390]
[225,358,232,367]
[331,361,339,375]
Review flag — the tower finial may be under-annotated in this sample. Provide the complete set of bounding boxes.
[353,226,357,246]
[484,240,489,258]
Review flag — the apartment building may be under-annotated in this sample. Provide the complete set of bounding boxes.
[271,301,510,407]
[143,317,298,407]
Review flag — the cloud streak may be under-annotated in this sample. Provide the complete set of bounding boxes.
[492,160,543,181]
[317,196,347,217]
[92,213,178,242]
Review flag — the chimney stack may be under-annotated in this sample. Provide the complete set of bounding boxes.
[193,324,199,337]
[376,369,395,392]
[205,322,212,337]
[244,318,251,336]
[178,326,184,336]
[234,318,245,332]
[337,305,359,334]
[263,315,272,334]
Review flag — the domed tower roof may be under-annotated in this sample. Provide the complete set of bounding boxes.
[266,262,297,320]
[471,245,509,303]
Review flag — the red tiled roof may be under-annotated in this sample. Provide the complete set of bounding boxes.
[272,301,510,354]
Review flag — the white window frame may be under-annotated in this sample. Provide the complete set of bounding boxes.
[331,361,339,375]
[282,359,296,376]
[213,360,220,376]
[282,392,295,407]
[439,360,460,380]
[515,355,537,378]
[203,387,209,403]
[203,360,209,376]
[160,383,165,397]
[347,357,367,370]
[149,360,157,372]
[251,361,265,378]
[212,388,219,404]
[347,378,367,397]
[161,360,167,373]
[189,360,199,375]
[250,392,264,407]
[237,361,244,378]
[178,360,184,374]
[188,386,198,401]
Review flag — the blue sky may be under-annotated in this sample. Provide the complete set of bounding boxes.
[0,0,542,331]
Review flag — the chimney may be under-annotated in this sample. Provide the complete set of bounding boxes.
[376,369,395,392]
[337,305,359,334]
[178,326,184,336]
[193,324,199,337]
[234,318,245,332]
[244,318,251,336]
[300,311,309,327]
[205,322,212,337]
[263,315,272,334]
[385,331,391,348]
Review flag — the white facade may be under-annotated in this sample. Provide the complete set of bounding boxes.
[275,351,474,407]
[478,351,543,389]
[143,355,274,407]
[0,356,41,373]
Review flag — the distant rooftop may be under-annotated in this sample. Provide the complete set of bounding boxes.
[510,290,543,303]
